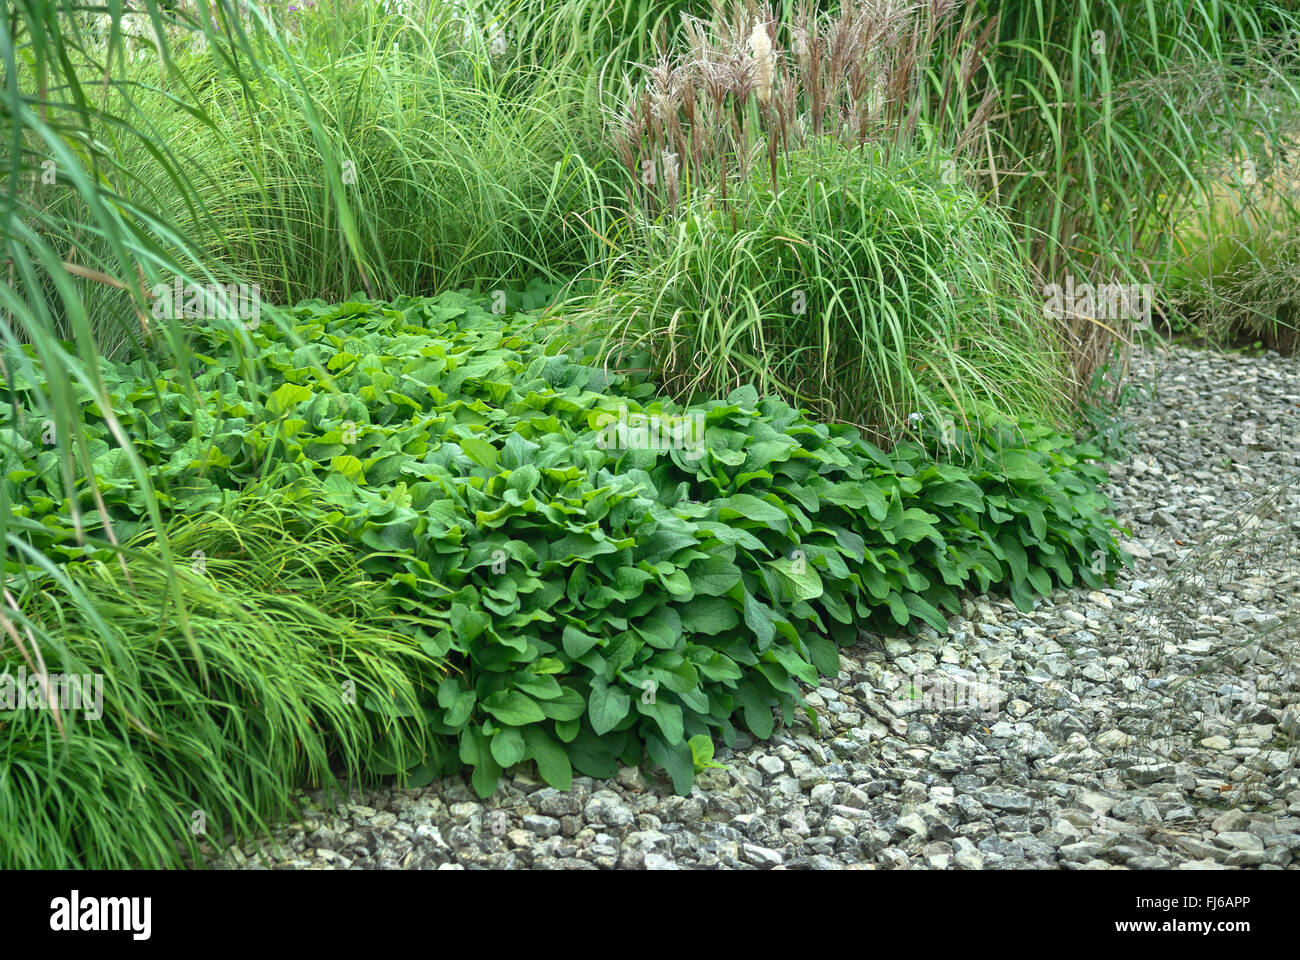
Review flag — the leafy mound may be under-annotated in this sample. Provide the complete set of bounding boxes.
[2,291,1125,815]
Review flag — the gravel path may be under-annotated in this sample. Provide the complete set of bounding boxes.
[205,344,1300,870]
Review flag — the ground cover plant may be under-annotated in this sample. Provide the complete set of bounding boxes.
[2,289,1126,864]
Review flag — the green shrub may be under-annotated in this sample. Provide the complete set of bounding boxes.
[3,290,1125,823]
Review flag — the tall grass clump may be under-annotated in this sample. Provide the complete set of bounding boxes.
[595,141,1067,439]
[1,487,444,869]
[516,0,1300,380]
[2,0,252,707]
[21,1,613,358]
[580,0,1064,438]
[919,0,1300,383]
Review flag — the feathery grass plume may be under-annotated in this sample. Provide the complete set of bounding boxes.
[749,16,774,106]
[609,0,986,220]
[595,0,1300,391]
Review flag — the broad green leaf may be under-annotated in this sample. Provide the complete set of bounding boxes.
[768,556,824,601]
[646,733,694,796]
[481,690,546,725]
[587,676,631,735]
[523,727,572,790]
[490,726,527,767]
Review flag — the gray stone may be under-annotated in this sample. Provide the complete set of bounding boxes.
[1215,831,1265,853]
[522,815,561,838]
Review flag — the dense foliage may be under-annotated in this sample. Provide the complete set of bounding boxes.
[3,291,1125,843]
[0,491,441,868]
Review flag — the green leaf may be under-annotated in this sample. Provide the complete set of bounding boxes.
[680,597,740,635]
[688,734,722,771]
[925,480,984,512]
[587,676,631,735]
[459,435,499,469]
[715,493,790,531]
[636,696,684,743]
[539,687,586,721]
[1027,564,1052,595]
[636,606,683,649]
[825,480,887,520]
[514,673,562,700]
[490,726,527,767]
[460,728,502,798]
[562,624,602,659]
[330,455,365,483]
[507,463,541,495]
[734,683,774,739]
[743,590,776,649]
[768,556,823,601]
[886,591,911,626]
[903,591,947,631]
[688,553,743,596]
[267,382,313,415]
[481,690,546,725]
[523,727,572,790]
[802,632,842,676]
[437,680,476,728]
[567,729,620,779]
[646,733,694,795]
